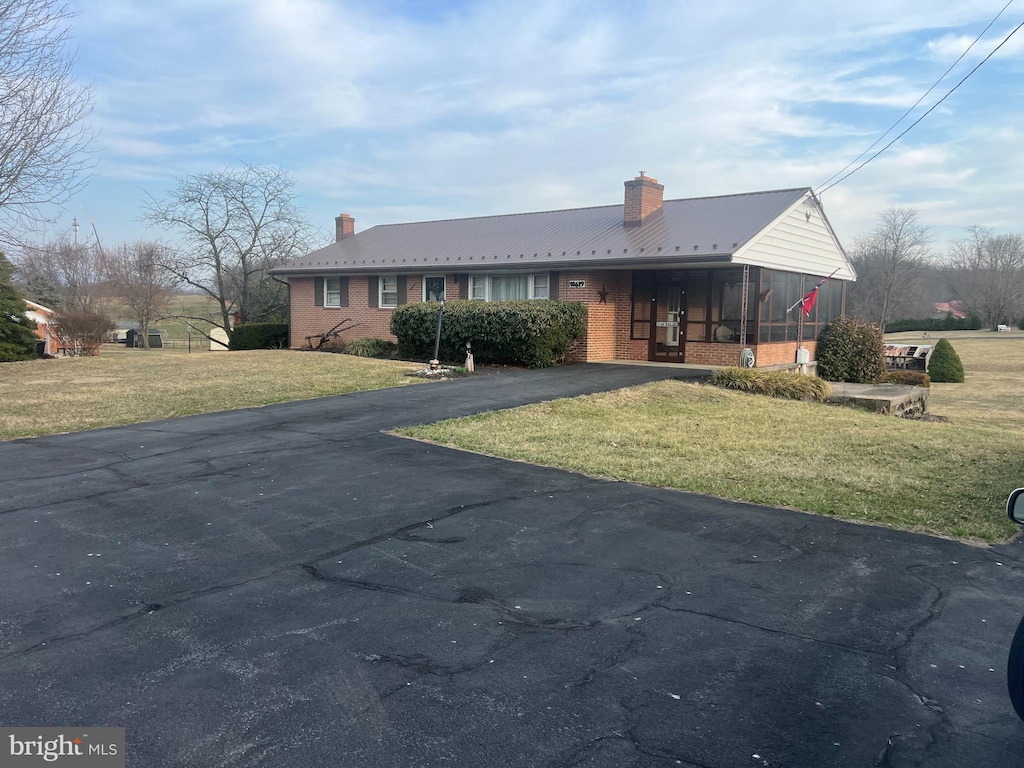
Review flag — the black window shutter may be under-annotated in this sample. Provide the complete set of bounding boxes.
[314,276,324,307]
[368,276,379,308]
[548,271,559,301]
[339,277,349,307]
[397,275,407,305]
[457,273,468,299]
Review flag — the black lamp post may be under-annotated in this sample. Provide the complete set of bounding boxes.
[429,299,444,371]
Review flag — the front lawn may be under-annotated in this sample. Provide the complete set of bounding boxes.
[400,333,1024,542]
[0,346,424,440]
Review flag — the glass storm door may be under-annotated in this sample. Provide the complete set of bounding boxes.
[651,284,685,361]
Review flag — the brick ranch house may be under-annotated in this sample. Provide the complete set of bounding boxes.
[24,300,60,356]
[271,175,856,367]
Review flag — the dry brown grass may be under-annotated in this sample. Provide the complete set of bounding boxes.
[0,345,423,440]
[401,331,1024,542]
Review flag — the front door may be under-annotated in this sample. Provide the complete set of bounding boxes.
[650,283,685,361]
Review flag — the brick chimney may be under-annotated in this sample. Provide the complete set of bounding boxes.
[335,213,355,242]
[623,173,664,227]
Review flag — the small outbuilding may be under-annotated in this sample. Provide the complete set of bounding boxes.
[125,328,166,348]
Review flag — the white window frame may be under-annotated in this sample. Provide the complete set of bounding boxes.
[422,275,446,302]
[324,277,342,307]
[468,273,550,302]
[379,275,399,308]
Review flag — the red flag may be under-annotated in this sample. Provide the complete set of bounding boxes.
[799,287,818,316]
[788,268,840,316]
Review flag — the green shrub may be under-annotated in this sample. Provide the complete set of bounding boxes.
[228,322,289,350]
[341,337,397,357]
[390,300,587,368]
[710,368,832,402]
[816,316,885,383]
[878,371,931,387]
[927,338,965,383]
[885,315,981,333]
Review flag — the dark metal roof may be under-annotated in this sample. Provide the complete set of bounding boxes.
[271,187,812,275]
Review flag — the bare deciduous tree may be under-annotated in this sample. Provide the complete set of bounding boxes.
[141,165,317,340]
[53,307,112,356]
[847,207,932,334]
[14,238,103,311]
[0,0,94,248]
[947,226,1024,329]
[101,241,179,348]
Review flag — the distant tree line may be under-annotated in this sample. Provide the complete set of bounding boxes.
[846,207,1024,332]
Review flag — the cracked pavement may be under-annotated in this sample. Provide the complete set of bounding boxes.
[1,363,1023,767]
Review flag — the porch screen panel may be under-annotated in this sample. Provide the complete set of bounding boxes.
[759,269,802,343]
[685,271,708,342]
[802,278,843,340]
[631,273,652,340]
[712,268,744,343]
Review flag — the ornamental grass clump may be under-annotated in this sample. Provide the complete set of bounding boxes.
[341,338,397,357]
[710,368,832,402]
[928,338,965,383]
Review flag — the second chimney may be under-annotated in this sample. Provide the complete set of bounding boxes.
[623,173,664,227]
[335,213,355,242]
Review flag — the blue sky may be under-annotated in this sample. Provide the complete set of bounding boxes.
[38,0,1024,252]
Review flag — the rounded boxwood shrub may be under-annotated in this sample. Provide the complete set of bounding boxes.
[927,338,964,383]
[228,322,289,350]
[390,299,586,368]
[816,316,885,383]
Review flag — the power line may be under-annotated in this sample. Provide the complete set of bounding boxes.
[816,0,1015,192]
[817,16,1024,195]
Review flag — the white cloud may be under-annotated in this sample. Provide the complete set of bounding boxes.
[54,0,1024,250]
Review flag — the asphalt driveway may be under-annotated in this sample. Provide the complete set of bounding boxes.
[1,363,1023,767]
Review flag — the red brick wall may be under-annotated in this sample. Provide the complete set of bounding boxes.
[288,270,820,369]
[289,273,453,349]
[753,341,817,367]
[559,270,633,362]
[684,343,743,366]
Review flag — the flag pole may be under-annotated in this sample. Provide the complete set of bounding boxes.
[789,268,840,313]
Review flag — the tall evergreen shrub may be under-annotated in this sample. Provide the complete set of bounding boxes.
[0,254,39,362]
[815,316,885,383]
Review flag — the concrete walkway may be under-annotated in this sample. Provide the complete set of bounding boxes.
[1,363,1022,767]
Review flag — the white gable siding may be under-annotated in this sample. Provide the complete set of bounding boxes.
[733,197,855,280]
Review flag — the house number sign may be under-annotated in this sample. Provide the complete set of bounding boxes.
[656,321,679,327]
[569,280,586,288]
